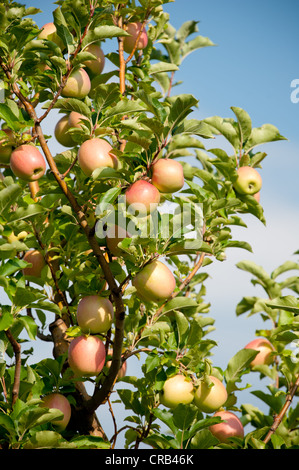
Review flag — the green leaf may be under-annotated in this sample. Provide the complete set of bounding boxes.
[231,106,252,144]
[149,62,179,75]
[0,184,22,214]
[168,94,198,130]
[162,297,198,315]
[243,124,287,153]
[225,348,259,393]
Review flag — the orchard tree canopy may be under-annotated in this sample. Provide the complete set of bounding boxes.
[0,0,299,451]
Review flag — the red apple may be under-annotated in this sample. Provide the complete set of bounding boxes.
[0,129,14,164]
[76,295,114,334]
[160,374,194,409]
[62,68,91,99]
[123,22,148,54]
[125,180,160,216]
[10,144,46,181]
[83,43,105,75]
[209,411,244,443]
[107,349,127,380]
[68,334,106,377]
[194,375,228,413]
[233,166,262,195]
[244,338,275,367]
[41,392,71,431]
[132,259,176,303]
[78,138,118,176]
[38,22,65,50]
[106,225,131,257]
[22,250,46,278]
[254,191,260,203]
[151,159,184,193]
[54,115,76,147]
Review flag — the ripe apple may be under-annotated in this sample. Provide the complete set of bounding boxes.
[107,349,127,380]
[38,22,65,50]
[61,68,91,99]
[160,374,194,409]
[209,411,244,444]
[106,225,131,257]
[123,22,148,54]
[10,144,46,181]
[132,259,176,303]
[125,180,160,216]
[194,375,228,413]
[76,295,114,334]
[41,392,71,431]
[233,166,262,195]
[254,191,260,203]
[83,43,105,75]
[78,138,118,176]
[151,159,184,193]
[0,129,14,164]
[22,250,46,278]
[244,338,275,367]
[68,334,106,377]
[54,115,76,148]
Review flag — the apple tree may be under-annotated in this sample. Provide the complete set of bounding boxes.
[0,0,298,450]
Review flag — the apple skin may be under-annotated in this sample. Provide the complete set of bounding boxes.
[106,225,131,257]
[38,22,65,50]
[254,191,260,203]
[83,43,105,75]
[22,250,46,278]
[151,159,184,193]
[107,349,127,380]
[244,338,275,367]
[10,144,46,181]
[194,375,228,413]
[68,111,86,129]
[123,22,148,54]
[41,393,71,431]
[54,115,76,148]
[78,138,118,176]
[132,259,176,303]
[76,295,114,334]
[68,334,106,377]
[0,129,14,164]
[125,180,160,216]
[160,374,194,409]
[61,68,91,99]
[209,411,244,444]
[233,166,262,195]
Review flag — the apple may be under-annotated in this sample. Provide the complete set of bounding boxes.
[132,259,176,303]
[38,22,65,50]
[244,338,275,367]
[151,159,184,193]
[125,180,160,216]
[233,166,262,195]
[123,22,148,54]
[41,392,71,431]
[194,375,228,413]
[83,43,105,75]
[68,334,106,377]
[0,129,14,164]
[209,411,244,444]
[22,250,46,278]
[68,111,87,129]
[76,295,114,334]
[107,349,127,380]
[61,68,91,99]
[10,144,46,181]
[106,225,131,257]
[78,138,118,176]
[54,115,76,148]
[160,374,194,409]
[254,191,260,203]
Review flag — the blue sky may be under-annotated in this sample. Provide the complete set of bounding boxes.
[3,0,299,446]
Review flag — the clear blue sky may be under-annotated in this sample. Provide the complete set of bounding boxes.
[6,0,299,446]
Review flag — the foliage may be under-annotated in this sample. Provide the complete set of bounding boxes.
[0,0,298,450]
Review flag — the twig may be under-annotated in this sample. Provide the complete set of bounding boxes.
[263,374,299,445]
[4,329,21,407]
